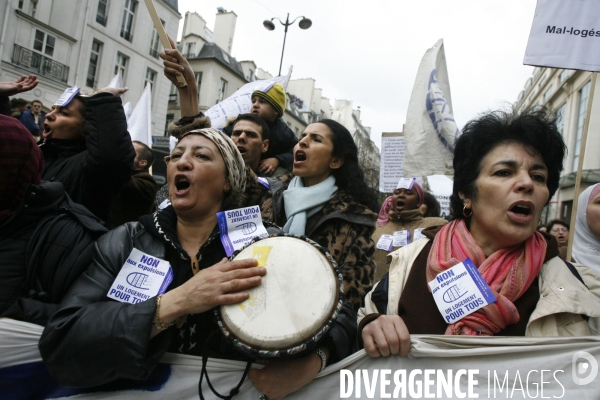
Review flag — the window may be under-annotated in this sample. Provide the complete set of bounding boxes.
[559,69,570,84]
[145,68,157,92]
[543,85,553,102]
[572,81,591,171]
[120,0,136,42]
[555,103,567,136]
[165,114,174,135]
[169,84,177,102]
[248,69,254,82]
[149,20,164,58]
[195,72,202,101]
[18,1,24,9]
[96,0,109,26]
[33,30,56,57]
[538,74,547,88]
[217,78,227,103]
[185,42,195,58]
[86,40,103,88]
[30,0,38,18]
[114,52,128,81]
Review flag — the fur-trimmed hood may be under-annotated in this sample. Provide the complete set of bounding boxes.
[167,114,211,139]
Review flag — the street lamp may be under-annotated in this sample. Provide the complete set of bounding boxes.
[263,13,312,76]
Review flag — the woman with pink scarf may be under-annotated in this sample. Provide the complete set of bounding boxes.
[358,109,600,357]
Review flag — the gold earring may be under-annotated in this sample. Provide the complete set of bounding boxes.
[463,206,472,218]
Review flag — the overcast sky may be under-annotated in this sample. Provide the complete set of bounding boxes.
[176,0,538,150]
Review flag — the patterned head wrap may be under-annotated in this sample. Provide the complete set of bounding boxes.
[177,128,246,193]
[0,115,44,220]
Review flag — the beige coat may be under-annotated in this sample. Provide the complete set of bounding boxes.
[359,238,600,337]
[371,209,446,283]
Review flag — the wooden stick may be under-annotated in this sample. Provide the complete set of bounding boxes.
[566,71,597,261]
[143,0,187,87]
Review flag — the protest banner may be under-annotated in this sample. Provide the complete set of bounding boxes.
[1,319,598,399]
[205,68,292,129]
[403,39,460,178]
[524,0,600,71]
[379,132,404,193]
[524,0,600,260]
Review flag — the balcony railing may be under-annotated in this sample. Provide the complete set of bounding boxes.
[120,30,133,42]
[96,14,107,26]
[12,44,69,83]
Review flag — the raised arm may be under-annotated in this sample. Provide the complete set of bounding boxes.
[160,36,198,118]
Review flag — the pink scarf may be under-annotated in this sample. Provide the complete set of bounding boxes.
[377,196,393,227]
[426,219,547,336]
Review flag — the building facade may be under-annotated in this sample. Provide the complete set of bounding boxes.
[0,0,180,138]
[514,67,600,223]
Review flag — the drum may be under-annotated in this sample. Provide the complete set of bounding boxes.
[216,234,344,359]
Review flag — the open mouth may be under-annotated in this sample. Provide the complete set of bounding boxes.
[175,176,190,191]
[43,124,51,137]
[295,150,306,162]
[237,146,247,154]
[510,204,531,216]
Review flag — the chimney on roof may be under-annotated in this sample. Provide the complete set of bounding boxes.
[213,8,237,53]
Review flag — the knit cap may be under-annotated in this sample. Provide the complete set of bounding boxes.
[252,83,286,117]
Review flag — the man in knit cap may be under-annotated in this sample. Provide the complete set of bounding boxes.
[225,83,297,177]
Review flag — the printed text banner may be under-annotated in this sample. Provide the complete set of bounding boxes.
[524,0,600,71]
[1,319,599,399]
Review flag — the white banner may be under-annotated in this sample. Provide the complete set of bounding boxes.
[524,0,600,71]
[379,133,405,193]
[403,39,459,178]
[1,319,599,399]
[206,68,292,129]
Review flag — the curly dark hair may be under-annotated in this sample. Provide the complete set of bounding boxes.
[546,219,570,232]
[317,119,379,212]
[422,191,442,218]
[450,108,566,220]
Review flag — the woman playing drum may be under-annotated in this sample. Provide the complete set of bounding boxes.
[247,119,379,398]
[358,109,600,358]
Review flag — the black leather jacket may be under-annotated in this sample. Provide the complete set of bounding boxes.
[40,207,357,387]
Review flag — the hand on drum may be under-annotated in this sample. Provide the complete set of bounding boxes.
[163,258,265,318]
[362,315,411,357]
[248,354,322,399]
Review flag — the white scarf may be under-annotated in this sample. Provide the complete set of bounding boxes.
[282,175,338,236]
[572,184,600,273]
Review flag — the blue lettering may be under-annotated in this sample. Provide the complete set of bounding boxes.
[436,269,455,283]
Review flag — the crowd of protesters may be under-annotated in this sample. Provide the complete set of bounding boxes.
[1,39,599,399]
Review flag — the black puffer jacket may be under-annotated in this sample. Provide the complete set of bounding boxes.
[0,181,107,325]
[40,206,357,387]
[40,93,135,222]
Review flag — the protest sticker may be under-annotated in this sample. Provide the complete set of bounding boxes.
[376,234,394,252]
[54,87,81,107]
[217,206,269,257]
[392,230,411,247]
[107,248,173,305]
[396,177,416,190]
[428,258,497,324]
[414,228,427,241]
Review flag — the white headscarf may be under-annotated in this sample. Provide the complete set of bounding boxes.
[572,183,600,273]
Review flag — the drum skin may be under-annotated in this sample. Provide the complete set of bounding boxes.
[216,234,344,358]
